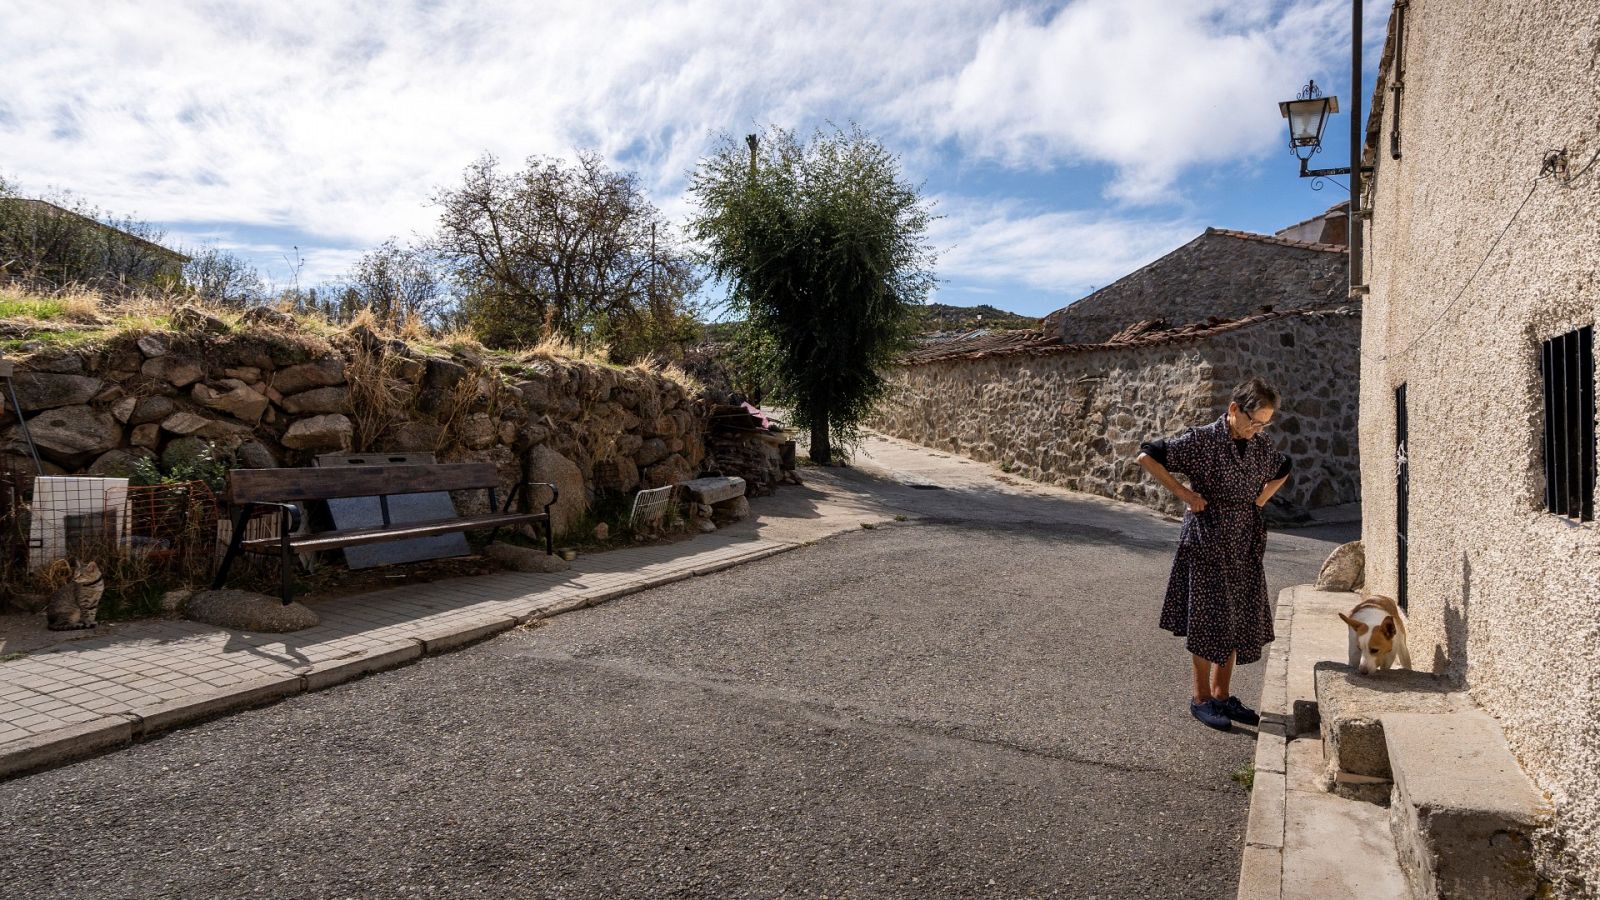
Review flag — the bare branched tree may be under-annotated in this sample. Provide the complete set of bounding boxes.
[432,151,699,358]
[342,239,448,330]
[183,247,265,306]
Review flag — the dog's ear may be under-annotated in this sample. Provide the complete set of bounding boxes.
[1338,613,1366,633]
[1380,616,1396,638]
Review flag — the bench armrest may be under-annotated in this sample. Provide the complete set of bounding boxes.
[243,500,302,534]
[503,481,560,515]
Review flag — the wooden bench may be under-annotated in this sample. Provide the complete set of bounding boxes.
[212,463,558,605]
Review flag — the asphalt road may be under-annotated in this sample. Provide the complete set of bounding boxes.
[0,461,1352,899]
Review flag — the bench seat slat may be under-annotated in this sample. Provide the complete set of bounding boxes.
[228,463,500,504]
[240,512,544,553]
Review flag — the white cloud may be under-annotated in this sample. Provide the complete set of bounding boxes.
[0,0,1372,269]
[930,195,1199,296]
[927,0,1351,202]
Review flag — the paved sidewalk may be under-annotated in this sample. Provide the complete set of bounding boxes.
[1238,585,1408,900]
[0,534,809,778]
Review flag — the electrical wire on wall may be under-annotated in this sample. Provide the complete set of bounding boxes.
[1378,144,1600,363]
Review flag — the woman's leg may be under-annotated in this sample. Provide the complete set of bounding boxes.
[1191,654,1213,704]
[1210,652,1237,700]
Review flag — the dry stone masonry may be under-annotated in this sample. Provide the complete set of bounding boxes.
[0,311,708,541]
[872,306,1361,518]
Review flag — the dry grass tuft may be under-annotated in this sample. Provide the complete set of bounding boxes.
[344,341,412,451]
[631,353,703,393]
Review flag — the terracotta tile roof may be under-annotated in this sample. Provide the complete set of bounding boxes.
[898,303,1360,366]
[1203,227,1347,253]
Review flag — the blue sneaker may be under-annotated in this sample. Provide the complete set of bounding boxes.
[1218,696,1261,726]
[1190,699,1233,731]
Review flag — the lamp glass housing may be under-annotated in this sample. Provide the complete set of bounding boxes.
[1279,94,1339,156]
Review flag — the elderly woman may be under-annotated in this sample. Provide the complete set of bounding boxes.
[1137,377,1291,732]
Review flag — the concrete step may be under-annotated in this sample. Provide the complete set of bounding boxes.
[1382,711,1549,900]
[1313,661,1468,799]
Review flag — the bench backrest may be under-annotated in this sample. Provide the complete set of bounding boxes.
[227,463,499,505]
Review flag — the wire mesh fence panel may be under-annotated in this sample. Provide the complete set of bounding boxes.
[0,474,221,611]
[629,485,673,526]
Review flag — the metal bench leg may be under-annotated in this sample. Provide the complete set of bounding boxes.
[279,506,295,606]
[212,504,253,590]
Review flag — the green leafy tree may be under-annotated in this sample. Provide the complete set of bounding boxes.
[688,125,936,464]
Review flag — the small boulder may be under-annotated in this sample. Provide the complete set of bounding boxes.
[272,359,345,395]
[16,405,122,466]
[1316,541,1366,592]
[185,589,319,632]
[642,454,694,490]
[486,541,571,573]
[26,353,87,375]
[713,496,750,523]
[161,589,194,613]
[391,421,441,452]
[10,372,104,411]
[634,437,671,467]
[111,396,138,423]
[240,306,296,330]
[279,386,349,416]
[461,413,496,450]
[161,411,214,436]
[161,436,212,471]
[527,444,588,537]
[130,423,162,449]
[223,366,262,383]
[87,448,154,478]
[171,306,229,335]
[234,439,278,469]
[129,395,178,426]
[593,522,610,541]
[136,334,170,358]
[282,414,353,452]
[142,356,205,388]
[193,382,270,422]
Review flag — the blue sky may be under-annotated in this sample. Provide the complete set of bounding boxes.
[0,0,1390,319]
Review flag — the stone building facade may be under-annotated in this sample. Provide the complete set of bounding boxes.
[1042,228,1347,344]
[1358,1,1600,891]
[873,306,1362,518]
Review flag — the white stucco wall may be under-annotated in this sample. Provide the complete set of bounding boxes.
[1361,0,1600,891]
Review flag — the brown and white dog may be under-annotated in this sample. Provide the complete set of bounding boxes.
[1339,595,1411,675]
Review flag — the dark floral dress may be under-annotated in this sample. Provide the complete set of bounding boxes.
[1150,416,1288,666]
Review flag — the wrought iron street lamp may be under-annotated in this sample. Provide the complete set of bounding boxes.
[1277,0,1378,294]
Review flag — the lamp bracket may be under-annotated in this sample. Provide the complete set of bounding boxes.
[1298,158,1375,179]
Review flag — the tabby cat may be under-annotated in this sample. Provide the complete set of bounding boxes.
[45,560,104,631]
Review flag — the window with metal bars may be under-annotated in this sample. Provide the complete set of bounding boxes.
[1540,325,1596,521]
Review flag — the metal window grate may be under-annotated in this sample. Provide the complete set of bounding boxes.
[1540,325,1596,521]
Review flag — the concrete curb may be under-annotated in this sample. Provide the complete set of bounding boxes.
[0,539,806,782]
[1237,587,1296,900]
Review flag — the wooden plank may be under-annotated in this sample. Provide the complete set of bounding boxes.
[240,512,545,553]
[228,463,499,503]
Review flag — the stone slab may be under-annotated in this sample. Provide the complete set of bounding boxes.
[301,642,424,692]
[1245,768,1287,850]
[0,716,134,779]
[413,617,518,655]
[677,476,746,504]
[1314,661,1462,779]
[1282,786,1409,900]
[1383,710,1547,900]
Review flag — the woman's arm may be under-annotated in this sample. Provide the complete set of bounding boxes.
[1256,476,1288,508]
[1137,453,1207,512]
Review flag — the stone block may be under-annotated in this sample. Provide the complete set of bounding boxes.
[679,476,746,504]
[1314,661,1463,780]
[1383,711,1547,900]
[1315,540,1364,591]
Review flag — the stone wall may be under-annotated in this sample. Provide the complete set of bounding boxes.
[0,309,706,540]
[1359,0,1600,891]
[872,307,1362,518]
[1042,230,1348,344]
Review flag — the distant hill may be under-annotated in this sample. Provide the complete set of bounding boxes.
[914,303,1037,333]
[696,303,1037,344]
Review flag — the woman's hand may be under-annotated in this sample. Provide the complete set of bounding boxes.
[1178,487,1207,512]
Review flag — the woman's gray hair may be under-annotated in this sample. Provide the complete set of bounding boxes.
[1232,377,1280,413]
